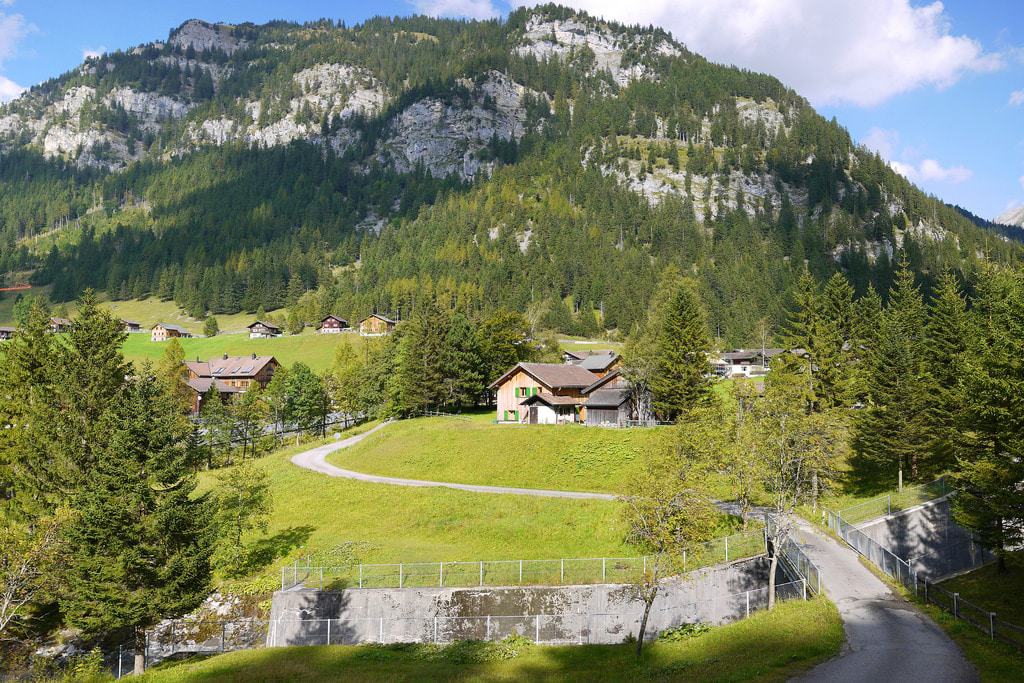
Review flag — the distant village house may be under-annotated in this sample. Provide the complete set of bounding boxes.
[317,314,350,334]
[358,313,396,337]
[247,320,282,339]
[49,317,72,334]
[122,320,142,333]
[0,326,16,341]
[714,348,786,378]
[151,322,192,342]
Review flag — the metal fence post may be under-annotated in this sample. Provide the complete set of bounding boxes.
[802,578,807,600]
[683,550,686,571]
[602,558,606,582]
[745,590,750,617]
[519,559,523,583]
[535,615,540,642]
[118,644,122,679]
[486,615,491,640]
[887,495,891,516]
[480,561,484,587]
[725,536,729,562]
[221,623,226,652]
[399,563,404,588]
[359,564,363,589]
[440,562,444,587]
[989,613,995,640]
[560,559,564,583]
[953,593,959,619]
[326,618,331,646]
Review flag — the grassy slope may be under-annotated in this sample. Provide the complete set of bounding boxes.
[202,432,637,590]
[938,551,1024,626]
[122,330,355,373]
[141,597,843,683]
[328,413,670,494]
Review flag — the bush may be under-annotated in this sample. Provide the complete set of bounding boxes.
[657,621,712,641]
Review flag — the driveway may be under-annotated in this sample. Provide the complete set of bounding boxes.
[790,518,977,682]
[290,421,616,500]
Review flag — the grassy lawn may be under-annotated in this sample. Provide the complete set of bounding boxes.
[123,330,356,373]
[939,552,1024,626]
[140,597,842,682]
[327,413,671,495]
[203,430,641,592]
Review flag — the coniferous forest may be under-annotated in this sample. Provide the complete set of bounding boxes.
[0,5,1019,344]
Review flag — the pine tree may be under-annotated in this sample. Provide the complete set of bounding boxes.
[650,278,712,421]
[952,268,1024,572]
[60,367,214,675]
[390,303,448,416]
[852,261,932,486]
[203,316,219,337]
[441,313,483,408]
[156,337,192,414]
[924,271,970,472]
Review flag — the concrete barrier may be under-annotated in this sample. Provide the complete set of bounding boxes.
[267,556,797,646]
[855,496,993,580]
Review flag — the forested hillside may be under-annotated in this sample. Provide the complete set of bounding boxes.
[0,4,1019,342]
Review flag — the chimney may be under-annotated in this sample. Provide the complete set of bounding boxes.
[251,353,257,359]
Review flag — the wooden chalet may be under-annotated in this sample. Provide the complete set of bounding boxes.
[316,314,350,334]
[184,353,280,415]
[0,326,16,341]
[489,362,598,424]
[247,320,282,339]
[122,319,142,333]
[358,313,396,336]
[151,322,192,342]
[49,317,72,334]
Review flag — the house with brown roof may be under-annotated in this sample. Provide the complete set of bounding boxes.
[489,362,599,424]
[184,353,280,414]
[247,320,282,339]
[122,319,142,333]
[317,314,350,334]
[49,317,72,334]
[0,326,16,341]
[581,370,632,426]
[151,322,192,342]
[358,313,396,336]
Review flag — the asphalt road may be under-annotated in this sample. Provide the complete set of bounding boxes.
[289,421,616,500]
[791,517,977,682]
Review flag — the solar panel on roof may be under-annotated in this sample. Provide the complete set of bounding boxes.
[240,365,253,373]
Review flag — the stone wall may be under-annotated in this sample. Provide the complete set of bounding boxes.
[267,556,802,646]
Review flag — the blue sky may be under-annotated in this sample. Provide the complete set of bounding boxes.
[0,0,1021,221]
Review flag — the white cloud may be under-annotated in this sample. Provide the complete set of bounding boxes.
[82,46,107,60]
[1019,175,1024,190]
[1010,90,1024,106]
[0,73,22,101]
[0,10,28,66]
[513,0,1001,107]
[860,127,971,184]
[410,0,500,20]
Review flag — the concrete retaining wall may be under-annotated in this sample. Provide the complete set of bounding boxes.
[856,496,993,580]
[267,556,797,646]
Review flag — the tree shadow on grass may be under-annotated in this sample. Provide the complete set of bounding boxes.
[231,525,316,578]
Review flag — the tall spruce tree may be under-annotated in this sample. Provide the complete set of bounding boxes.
[649,277,712,421]
[60,368,214,674]
[390,303,449,416]
[441,313,484,409]
[852,260,932,486]
[952,268,1024,572]
[924,271,970,472]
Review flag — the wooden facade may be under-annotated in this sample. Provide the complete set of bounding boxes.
[184,354,280,414]
[317,315,350,334]
[358,314,396,336]
[151,323,191,342]
[248,320,282,339]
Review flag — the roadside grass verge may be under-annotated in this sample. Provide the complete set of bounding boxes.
[938,551,1024,628]
[139,597,843,682]
[857,556,1024,682]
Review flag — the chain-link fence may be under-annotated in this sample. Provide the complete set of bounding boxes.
[280,527,769,591]
[834,477,948,526]
[267,580,809,647]
[826,507,1023,651]
[109,618,266,678]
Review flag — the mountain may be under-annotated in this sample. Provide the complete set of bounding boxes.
[0,5,1018,342]
[995,205,1024,228]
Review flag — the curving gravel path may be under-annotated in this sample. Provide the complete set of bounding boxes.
[289,421,616,500]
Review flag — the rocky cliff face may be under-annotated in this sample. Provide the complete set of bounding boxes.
[996,205,1024,228]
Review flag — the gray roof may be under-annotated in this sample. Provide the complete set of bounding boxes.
[154,322,190,334]
[519,393,581,407]
[248,320,281,331]
[585,387,630,408]
[577,352,619,372]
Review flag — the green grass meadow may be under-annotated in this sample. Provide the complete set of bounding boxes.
[139,597,843,683]
[328,413,670,495]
